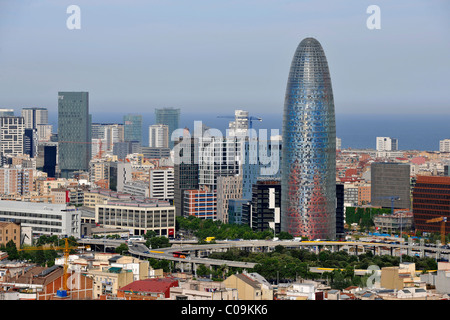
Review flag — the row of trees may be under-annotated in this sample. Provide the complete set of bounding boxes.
[207,246,438,289]
[345,207,391,231]
[0,236,79,267]
[176,216,293,241]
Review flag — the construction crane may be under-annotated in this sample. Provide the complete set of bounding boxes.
[426,216,448,245]
[18,238,90,296]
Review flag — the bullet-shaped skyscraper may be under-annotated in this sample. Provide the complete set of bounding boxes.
[281,37,336,239]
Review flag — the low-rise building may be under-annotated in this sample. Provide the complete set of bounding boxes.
[89,266,134,299]
[0,222,21,248]
[0,200,80,238]
[169,279,238,300]
[117,277,179,300]
[95,200,176,237]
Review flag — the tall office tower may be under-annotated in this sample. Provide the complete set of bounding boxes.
[149,124,169,148]
[22,108,51,142]
[23,128,38,158]
[440,139,450,153]
[413,176,450,235]
[21,107,48,129]
[376,137,398,152]
[174,137,199,217]
[0,116,25,158]
[249,179,281,234]
[58,92,91,178]
[123,114,142,145]
[228,109,249,137]
[335,184,345,239]
[371,162,411,209]
[43,145,57,178]
[217,175,243,223]
[280,37,336,239]
[155,108,180,148]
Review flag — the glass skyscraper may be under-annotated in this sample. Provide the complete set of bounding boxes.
[281,37,336,239]
[58,92,91,178]
[123,114,143,144]
[155,108,180,149]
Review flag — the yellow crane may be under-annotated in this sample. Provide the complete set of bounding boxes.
[18,238,89,294]
[426,217,448,245]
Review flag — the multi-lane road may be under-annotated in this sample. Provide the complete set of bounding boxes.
[78,238,450,271]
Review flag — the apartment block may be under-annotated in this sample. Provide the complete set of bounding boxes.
[0,222,21,248]
[183,189,217,220]
[0,167,34,195]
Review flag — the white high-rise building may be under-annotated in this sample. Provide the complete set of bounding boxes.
[21,108,48,129]
[376,137,398,152]
[440,139,450,152]
[149,124,169,148]
[336,137,342,150]
[0,116,25,156]
[149,167,174,200]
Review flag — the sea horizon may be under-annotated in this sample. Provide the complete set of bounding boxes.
[48,112,450,152]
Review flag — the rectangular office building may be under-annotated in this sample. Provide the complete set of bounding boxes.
[0,200,80,238]
[58,92,91,178]
[95,201,176,237]
[413,176,450,235]
[371,162,411,210]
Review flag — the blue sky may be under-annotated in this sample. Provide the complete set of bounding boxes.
[0,0,449,116]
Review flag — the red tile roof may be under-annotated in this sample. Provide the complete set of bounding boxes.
[119,278,178,293]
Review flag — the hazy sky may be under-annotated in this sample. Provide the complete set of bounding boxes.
[0,0,449,116]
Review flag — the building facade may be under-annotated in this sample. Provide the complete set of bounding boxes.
[123,114,143,145]
[280,37,336,239]
[371,162,411,210]
[95,201,176,237]
[440,139,450,153]
[376,137,398,152]
[249,179,281,234]
[149,124,169,148]
[0,116,25,158]
[0,201,80,237]
[58,92,91,178]
[183,189,217,220]
[413,176,450,235]
[155,108,180,149]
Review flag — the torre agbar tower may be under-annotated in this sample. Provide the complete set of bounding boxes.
[281,37,336,239]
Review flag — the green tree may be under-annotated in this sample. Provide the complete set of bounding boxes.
[5,240,19,260]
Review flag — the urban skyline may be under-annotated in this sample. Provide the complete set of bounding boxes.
[1,0,450,303]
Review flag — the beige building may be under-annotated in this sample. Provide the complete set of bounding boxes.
[223,273,271,300]
[89,266,134,299]
[0,222,21,248]
[380,263,425,290]
[216,175,243,223]
[170,279,238,300]
[0,167,33,195]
